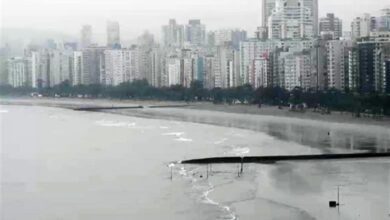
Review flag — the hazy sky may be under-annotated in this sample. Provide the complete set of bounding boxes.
[1,0,390,44]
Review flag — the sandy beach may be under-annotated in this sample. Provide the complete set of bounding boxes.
[1,97,389,128]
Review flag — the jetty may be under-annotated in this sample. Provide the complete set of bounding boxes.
[180,152,390,164]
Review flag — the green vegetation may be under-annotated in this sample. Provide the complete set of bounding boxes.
[1,79,389,116]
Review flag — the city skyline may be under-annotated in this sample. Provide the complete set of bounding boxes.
[2,0,390,95]
[2,0,390,44]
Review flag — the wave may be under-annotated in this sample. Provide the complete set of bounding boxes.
[175,137,193,142]
[163,132,185,137]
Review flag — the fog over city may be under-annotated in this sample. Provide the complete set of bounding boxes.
[1,0,390,44]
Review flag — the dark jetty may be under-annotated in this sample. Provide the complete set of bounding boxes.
[148,105,191,108]
[74,106,144,111]
[181,152,390,164]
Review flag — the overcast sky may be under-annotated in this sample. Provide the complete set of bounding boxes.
[1,0,390,43]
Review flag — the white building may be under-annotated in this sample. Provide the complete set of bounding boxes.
[240,40,280,86]
[240,39,313,87]
[268,0,318,39]
[351,14,371,40]
[167,56,181,86]
[48,49,73,87]
[281,51,312,90]
[73,51,83,85]
[7,57,31,87]
[102,49,139,86]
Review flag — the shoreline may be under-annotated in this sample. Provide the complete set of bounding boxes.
[1,97,389,129]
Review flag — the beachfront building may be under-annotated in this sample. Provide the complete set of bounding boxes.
[7,57,32,87]
[73,51,83,86]
[47,49,73,87]
[82,47,105,85]
[167,55,181,86]
[326,40,353,90]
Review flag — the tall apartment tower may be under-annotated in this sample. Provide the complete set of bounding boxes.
[351,14,371,40]
[162,19,185,48]
[262,0,318,38]
[185,19,206,46]
[268,0,318,39]
[261,0,276,27]
[80,25,92,48]
[319,13,343,39]
[107,21,121,49]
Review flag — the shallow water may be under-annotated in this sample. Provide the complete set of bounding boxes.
[1,105,389,219]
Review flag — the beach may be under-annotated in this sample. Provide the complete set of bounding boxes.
[1,97,390,219]
[1,97,389,128]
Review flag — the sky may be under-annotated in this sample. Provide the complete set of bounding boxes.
[1,0,390,44]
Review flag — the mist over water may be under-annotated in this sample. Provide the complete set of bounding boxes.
[1,105,389,219]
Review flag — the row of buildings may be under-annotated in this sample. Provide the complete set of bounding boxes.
[3,0,390,95]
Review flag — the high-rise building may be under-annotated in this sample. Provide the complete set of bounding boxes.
[261,0,276,28]
[253,57,272,88]
[162,19,185,48]
[320,13,343,39]
[102,48,140,86]
[213,45,240,88]
[351,14,371,40]
[268,0,318,39]
[384,59,390,94]
[150,48,163,87]
[82,47,105,85]
[281,50,312,90]
[7,57,32,87]
[204,55,217,89]
[80,25,92,48]
[376,8,390,32]
[326,40,353,90]
[214,29,247,49]
[73,51,83,86]
[356,40,390,94]
[240,40,280,86]
[107,21,121,49]
[167,55,181,86]
[185,20,206,46]
[48,49,73,87]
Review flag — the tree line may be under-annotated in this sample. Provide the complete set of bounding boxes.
[1,79,389,116]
